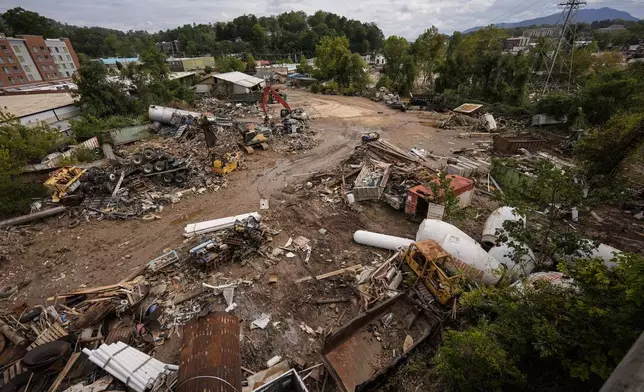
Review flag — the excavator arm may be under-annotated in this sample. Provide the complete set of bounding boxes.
[261,85,291,117]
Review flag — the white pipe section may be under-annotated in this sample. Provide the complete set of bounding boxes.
[553,240,622,269]
[83,343,178,392]
[353,230,414,250]
[91,348,151,388]
[82,349,147,392]
[148,105,201,125]
[482,207,524,247]
[184,212,261,237]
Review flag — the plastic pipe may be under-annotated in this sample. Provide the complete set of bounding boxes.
[353,230,414,250]
[82,350,146,392]
[89,349,150,389]
[488,242,536,279]
[184,212,261,237]
[93,346,158,387]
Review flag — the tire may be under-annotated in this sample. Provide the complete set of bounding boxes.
[153,160,167,172]
[143,148,157,161]
[0,285,18,299]
[107,173,117,182]
[174,172,187,185]
[103,182,115,193]
[142,163,154,174]
[162,173,174,184]
[132,154,144,165]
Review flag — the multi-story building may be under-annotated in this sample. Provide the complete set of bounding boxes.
[0,33,80,88]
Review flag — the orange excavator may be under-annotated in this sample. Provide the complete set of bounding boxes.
[261,84,291,121]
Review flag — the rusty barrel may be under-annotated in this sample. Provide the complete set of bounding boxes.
[178,312,241,392]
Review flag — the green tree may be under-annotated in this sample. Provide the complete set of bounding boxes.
[204,65,213,74]
[216,56,245,72]
[314,36,368,90]
[411,26,446,89]
[72,60,136,117]
[245,53,256,73]
[296,55,313,74]
[383,36,416,94]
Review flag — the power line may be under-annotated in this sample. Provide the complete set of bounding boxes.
[543,0,587,93]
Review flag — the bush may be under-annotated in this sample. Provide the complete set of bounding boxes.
[533,92,580,122]
[0,177,49,218]
[432,326,525,392]
[204,65,213,74]
[310,83,320,94]
[69,115,142,143]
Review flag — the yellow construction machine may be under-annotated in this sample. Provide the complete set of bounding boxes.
[403,240,462,305]
[212,152,240,175]
[44,166,87,202]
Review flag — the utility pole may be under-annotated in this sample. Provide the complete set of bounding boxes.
[542,0,586,94]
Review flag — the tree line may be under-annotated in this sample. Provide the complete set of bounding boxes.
[0,8,384,59]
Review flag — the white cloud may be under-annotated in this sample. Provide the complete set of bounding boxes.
[1,0,641,38]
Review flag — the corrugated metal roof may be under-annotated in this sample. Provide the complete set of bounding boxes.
[213,72,264,88]
[453,103,483,114]
[169,71,196,80]
[0,94,76,117]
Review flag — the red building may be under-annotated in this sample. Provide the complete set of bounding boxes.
[0,33,80,88]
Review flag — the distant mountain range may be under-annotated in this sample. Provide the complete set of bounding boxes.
[464,7,639,33]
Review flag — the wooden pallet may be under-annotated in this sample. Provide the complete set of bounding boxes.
[2,361,25,384]
[28,323,67,351]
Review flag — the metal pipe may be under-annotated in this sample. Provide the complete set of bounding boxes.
[0,207,67,228]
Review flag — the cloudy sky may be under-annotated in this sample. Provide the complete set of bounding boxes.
[1,0,642,38]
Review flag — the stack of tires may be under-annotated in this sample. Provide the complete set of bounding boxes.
[131,148,188,185]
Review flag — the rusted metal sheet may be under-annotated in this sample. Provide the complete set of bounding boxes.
[493,135,547,155]
[321,294,440,392]
[178,312,241,392]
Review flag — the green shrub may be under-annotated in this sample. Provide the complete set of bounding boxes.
[0,177,49,218]
[432,326,525,392]
[310,83,320,94]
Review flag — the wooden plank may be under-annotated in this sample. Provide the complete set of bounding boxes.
[3,370,9,384]
[46,282,134,301]
[47,352,81,392]
[295,264,362,283]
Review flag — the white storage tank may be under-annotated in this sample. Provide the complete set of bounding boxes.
[488,242,536,279]
[148,105,201,125]
[482,207,525,247]
[437,233,503,286]
[416,219,470,243]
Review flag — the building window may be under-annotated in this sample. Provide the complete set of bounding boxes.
[18,76,24,82]
[61,63,67,69]
[28,74,34,81]
[66,55,71,61]
[37,55,43,61]
[12,66,18,72]
[23,65,30,72]
[55,47,60,53]
[44,55,49,60]
[49,64,54,70]
[0,57,3,64]
[32,46,38,52]
[7,56,13,63]
[58,55,63,61]
[45,73,50,80]
[0,80,3,86]
[17,56,24,62]
[12,45,21,53]
[41,65,46,71]
[62,47,68,53]
[40,46,46,52]
[65,71,70,77]
[1,45,8,52]
[2,66,9,73]
[8,77,14,84]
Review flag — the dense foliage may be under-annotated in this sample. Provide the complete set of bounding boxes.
[314,36,369,91]
[0,8,384,59]
[0,112,66,217]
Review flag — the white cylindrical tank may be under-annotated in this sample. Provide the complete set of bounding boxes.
[437,233,503,286]
[353,230,414,251]
[148,105,201,124]
[554,240,622,269]
[488,242,536,279]
[482,207,524,247]
[511,271,575,291]
[416,219,470,243]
